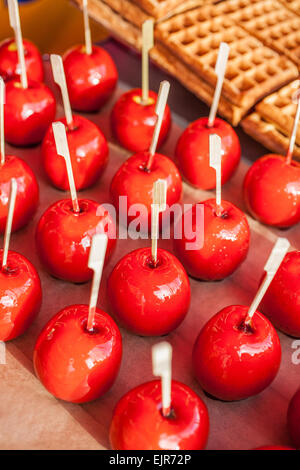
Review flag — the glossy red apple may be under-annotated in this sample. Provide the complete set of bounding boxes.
[0,38,44,83]
[260,251,300,337]
[4,78,56,146]
[193,305,281,401]
[110,152,182,231]
[107,247,190,336]
[173,198,250,281]
[34,304,122,403]
[41,115,109,190]
[36,198,116,283]
[111,88,171,153]
[287,388,300,449]
[110,379,209,450]
[0,250,42,341]
[243,154,300,228]
[175,117,240,189]
[63,45,118,112]
[0,155,39,233]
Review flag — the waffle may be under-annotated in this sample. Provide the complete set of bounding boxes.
[72,0,142,48]
[279,0,300,16]
[102,0,150,28]
[132,0,201,19]
[101,0,211,26]
[156,4,298,111]
[214,0,300,65]
[151,43,246,125]
[256,79,300,142]
[241,112,300,159]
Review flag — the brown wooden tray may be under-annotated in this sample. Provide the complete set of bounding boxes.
[0,49,299,450]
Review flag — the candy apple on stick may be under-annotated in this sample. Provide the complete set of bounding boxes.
[174,134,250,280]
[111,20,171,152]
[0,77,39,233]
[110,80,181,231]
[42,54,108,191]
[175,42,241,189]
[0,178,42,341]
[193,237,289,401]
[3,0,55,147]
[108,180,190,336]
[0,0,43,83]
[260,250,300,337]
[110,342,209,450]
[36,121,116,283]
[63,0,118,112]
[34,233,122,403]
[244,90,300,228]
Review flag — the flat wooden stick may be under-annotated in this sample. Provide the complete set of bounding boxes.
[142,19,154,104]
[50,54,73,127]
[0,77,5,166]
[52,122,80,213]
[87,233,108,332]
[286,91,300,165]
[83,0,92,55]
[208,42,229,128]
[151,179,167,265]
[7,0,28,89]
[146,81,170,169]
[152,342,172,417]
[209,134,222,216]
[2,178,17,271]
[245,237,290,326]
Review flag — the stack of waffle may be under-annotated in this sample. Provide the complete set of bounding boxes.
[73,0,300,155]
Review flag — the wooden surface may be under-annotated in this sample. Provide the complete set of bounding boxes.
[0,41,299,450]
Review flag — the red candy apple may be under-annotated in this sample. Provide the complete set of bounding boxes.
[4,78,56,146]
[175,117,240,189]
[36,199,116,283]
[0,155,39,233]
[0,250,42,341]
[260,251,300,337]
[173,198,250,281]
[193,305,281,401]
[110,152,182,230]
[0,38,43,83]
[243,154,300,228]
[63,45,118,112]
[41,115,109,190]
[34,304,122,403]
[110,379,209,450]
[287,388,300,449]
[111,88,171,153]
[107,247,190,336]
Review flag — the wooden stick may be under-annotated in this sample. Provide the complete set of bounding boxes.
[152,341,172,417]
[0,78,5,166]
[50,54,73,127]
[141,19,154,104]
[209,134,222,216]
[286,91,300,165]
[208,42,229,128]
[7,0,28,89]
[146,80,170,169]
[52,122,80,213]
[87,233,108,332]
[245,237,290,326]
[151,179,167,265]
[83,0,92,55]
[2,178,17,271]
